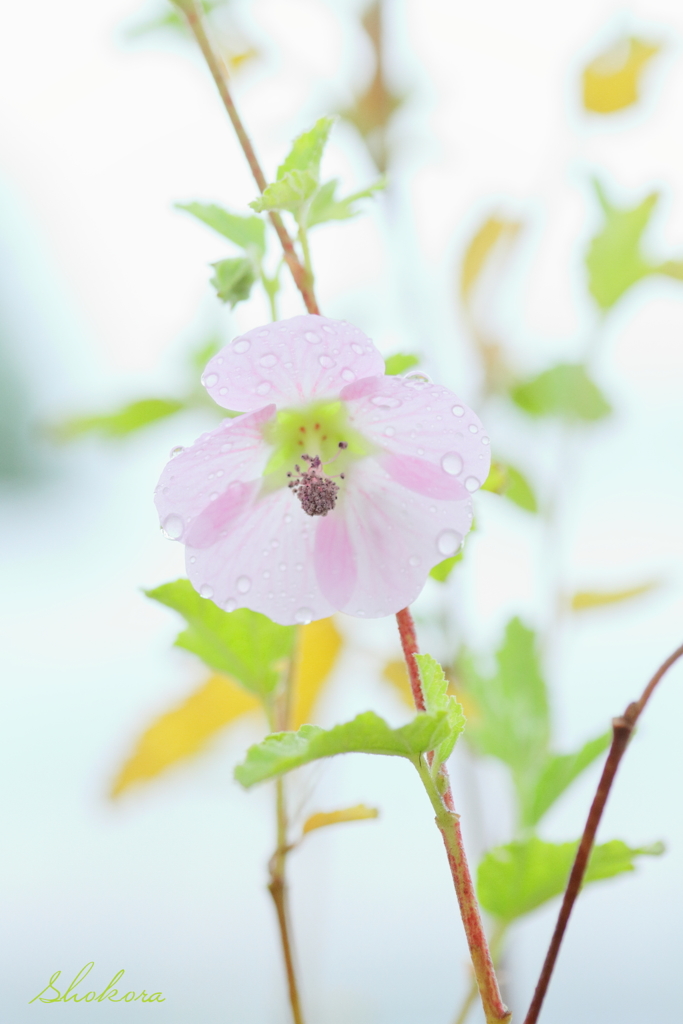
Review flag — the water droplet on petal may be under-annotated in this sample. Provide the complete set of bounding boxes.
[305,332,320,344]
[220,442,232,453]
[237,576,251,594]
[465,476,480,491]
[441,452,463,475]
[189,556,196,564]
[233,339,250,354]
[256,381,271,395]
[295,607,313,624]
[259,353,278,368]
[437,529,462,556]
[296,563,303,571]
[162,514,183,539]
[216,469,224,477]
[219,387,228,395]
[384,426,395,436]
[199,584,214,599]
[203,373,218,387]
[169,445,185,458]
[341,368,356,382]
[263,571,270,579]
[372,396,401,408]
[408,555,420,567]
[322,325,335,334]
[469,424,478,434]
[319,354,335,368]
[452,405,464,417]
[209,492,219,501]
[351,343,364,354]
[258,329,269,337]
[403,371,432,387]
[225,598,236,612]
[279,563,286,571]
[283,514,292,523]
[481,436,490,445]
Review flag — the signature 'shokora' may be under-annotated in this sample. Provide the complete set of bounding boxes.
[155,315,490,625]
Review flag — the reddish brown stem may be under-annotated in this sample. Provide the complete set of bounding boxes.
[396,607,510,1024]
[177,0,320,315]
[523,640,683,1024]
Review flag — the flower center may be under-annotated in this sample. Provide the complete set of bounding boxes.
[286,445,349,517]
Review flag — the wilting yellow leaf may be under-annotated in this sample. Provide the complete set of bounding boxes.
[461,216,523,306]
[290,618,343,728]
[382,658,414,708]
[302,804,379,835]
[110,674,259,798]
[571,582,660,612]
[583,37,661,114]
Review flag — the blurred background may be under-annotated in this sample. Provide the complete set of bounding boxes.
[2,0,683,1021]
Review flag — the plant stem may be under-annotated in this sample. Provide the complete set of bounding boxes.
[176,0,320,315]
[452,921,508,1024]
[396,607,510,1024]
[523,639,683,1024]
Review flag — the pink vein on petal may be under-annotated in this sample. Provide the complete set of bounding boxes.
[379,452,470,500]
[314,512,357,609]
[184,480,258,549]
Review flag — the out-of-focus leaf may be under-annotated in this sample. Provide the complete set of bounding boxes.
[145,579,295,697]
[461,216,523,306]
[210,257,256,306]
[188,335,222,374]
[481,460,537,512]
[53,398,185,441]
[582,37,661,114]
[125,1,226,40]
[511,364,611,421]
[290,618,343,729]
[110,674,259,798]
[277,117,335,180]
[177,203,266,255]
[126,1,258,73]
[250,171,319,216]
[570,582,660,611]
[384,353,419,376]
[302,804,378,835]
[235,709,453,787]
[429,552,463,583]
[382,659,414,707]
[415,653,465,770]
[306,178,385,228]
[522,732,611,827]
[339,2,405,173]
[478,836,663,922]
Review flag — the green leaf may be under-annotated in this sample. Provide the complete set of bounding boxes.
[429,552,463,583]
[511,364,611,421]
[384,353,420,376]
[188,336,222,375]
[209,257,256,307]
[145,579,295,698]
[306,177,385,228]
[415,654,465,769]
[53,398,185,441]
[235,709,453,787]
[177,203,266,256]
[586,180,660,309]
[522,732,612,827]
[458,618,550,793]
[250,170,319,216]
[277,117,335,180]
[478,836,663,922]
[481,460,538,512]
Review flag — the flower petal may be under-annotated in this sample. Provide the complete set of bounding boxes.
[379,452,470,500]
[201,314,386,411]
[341,374,491,493]
[314,512,357,608]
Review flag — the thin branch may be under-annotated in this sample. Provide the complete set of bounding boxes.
[523,639,683,1024]
[396,607,511,1024]
[175,0,320,315]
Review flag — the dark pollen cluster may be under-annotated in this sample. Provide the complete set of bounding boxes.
[287,444,347,517]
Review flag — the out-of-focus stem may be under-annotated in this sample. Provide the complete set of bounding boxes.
[396,607,510,1024]
[175,0,320,315]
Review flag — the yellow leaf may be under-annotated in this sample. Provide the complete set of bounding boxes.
[110,674,259,798]
[302,804,379,835]
[570,582,660,612]
[382,658,414,708]
[583,37,661,114]
[461,216,522,306]
[226,47,259,72]
[290,618,343,728]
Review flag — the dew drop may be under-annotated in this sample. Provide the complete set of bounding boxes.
[284,514,292,524]
[408,555,420,567]
[372,396,401,408]
[279,563,286,571]
[220,442,232,453]
[219,387,228,395]
[258,329,269,337]
[441,452,463,475]
[209,492,219,501]
[295,607,313,624]
[481,436,490,445]
[323,325,335,334]
[437,529,462,556]
[233,339,250,354]
[305,331,321,344]
[469,424,478,434]
[263,571,270,579]
[465,476,480,492]
[256,381,272,395]
[216,469,224,477]
[351,343,364,354]
[203,373,218,387]
[259,353,278,368]
[384,426,395,437]
[199,584,214,599]
[296,563,303,571]
[162,514,183,540]
[452,405,464,417]
[189,556,196,564]
[341,368,356,382]
[319,354,335,368]
[417,447,424,456]
[236,575,251,594]
[225,598,236,612]
[169,445,185,459]
[403,371,432,387]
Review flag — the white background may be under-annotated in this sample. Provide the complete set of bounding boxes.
[1,0,683,1021]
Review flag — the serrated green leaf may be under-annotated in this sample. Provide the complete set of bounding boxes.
[571,581,660,611]
[415,654,465,769]
[586,180,659,309]
[511,364,611,421]
[250,170,319,216]
[145,579,295,697]
[429,552,463,583]
[384,353,420,376]
[478,836,663,922]
[53,398,185,441]
[209,257,256,307]
[522,732,612,827]
[277,117,335,180]
[177,202,266,255]
[481,460,537,512]
[306,177,385,228]
[235,709,453,787]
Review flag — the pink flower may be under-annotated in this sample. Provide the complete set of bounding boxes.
[155,315,489,625]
